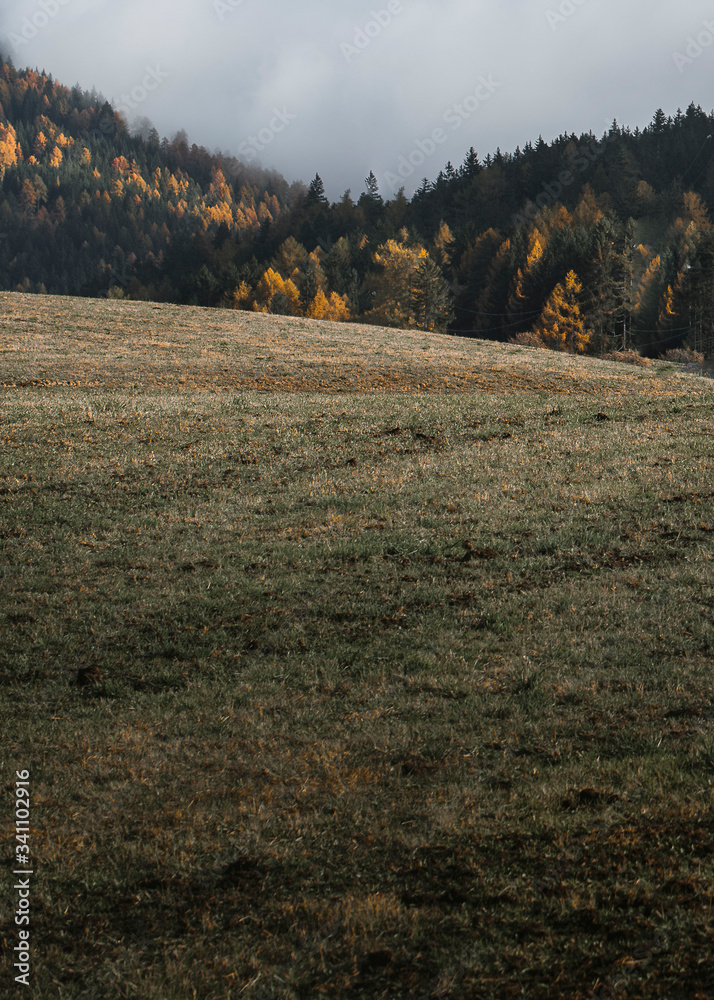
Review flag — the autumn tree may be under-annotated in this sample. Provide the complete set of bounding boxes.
[431,221,455,272]
[533,270,591,353]
[633,251,668,345]
[306,289,351,322]
[0,121,18,180]
[507,225,546,322]
[364,237,429,329]
[253,267,301,315]
[231,280,254,310]
[572,184,603,227]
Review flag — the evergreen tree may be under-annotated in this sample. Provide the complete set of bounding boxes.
[364,170,382,203]
[410,255,454,333]
[306,173,328,206]
[580,217,630,352]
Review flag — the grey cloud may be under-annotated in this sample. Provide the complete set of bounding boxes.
[1,0,713,199]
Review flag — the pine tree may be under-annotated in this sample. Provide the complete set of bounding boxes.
[323,236,359,306]
[675,229,714,355]
[581,217,626,352]
[306,173,328,206]
[473,237,513,339]
[410,255,454,333]
[364,170,382,203]
[460,147,480,179]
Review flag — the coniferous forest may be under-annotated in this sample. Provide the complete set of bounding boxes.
[2,55,714,358]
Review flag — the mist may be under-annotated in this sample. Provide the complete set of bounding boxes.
[1,0,713,200]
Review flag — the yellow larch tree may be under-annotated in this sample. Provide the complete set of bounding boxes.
[572,184,604,227]
[33,130,47,159]
[0,122,18,180]
[432,221,455,269]
[509,226,546,316]
[253,268,301,315]
[533,270,591,353]
[202,200,234,229]
[364,237,429,329]
[681,191,711,232]
[231,281,254,310]
[306,289,351,322]
[633,252,664,331]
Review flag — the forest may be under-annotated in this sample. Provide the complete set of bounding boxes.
[2,54,714,358]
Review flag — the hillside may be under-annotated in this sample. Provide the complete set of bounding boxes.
[2,293,714,997]
[1,290,703,395]
[2,56,714,356]
[0,59,298,296]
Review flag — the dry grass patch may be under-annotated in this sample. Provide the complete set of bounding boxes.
[1,292,713,998]
[1,290,706,397]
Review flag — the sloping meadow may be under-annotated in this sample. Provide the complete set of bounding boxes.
[1,292,713,998]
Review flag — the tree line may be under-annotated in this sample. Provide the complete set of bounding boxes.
[2,55,714,357]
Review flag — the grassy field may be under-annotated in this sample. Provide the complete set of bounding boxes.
[1,291,713,999]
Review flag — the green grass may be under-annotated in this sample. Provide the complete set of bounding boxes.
[1,292,713,998]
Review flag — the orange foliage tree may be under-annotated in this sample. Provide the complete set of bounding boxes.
[0,121,18,180]
[253,268,301,315]
[306,289,351,322]
[533,270,591,353]
[365,236,429,329]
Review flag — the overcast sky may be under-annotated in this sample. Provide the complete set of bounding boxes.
[2,0,714,200]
